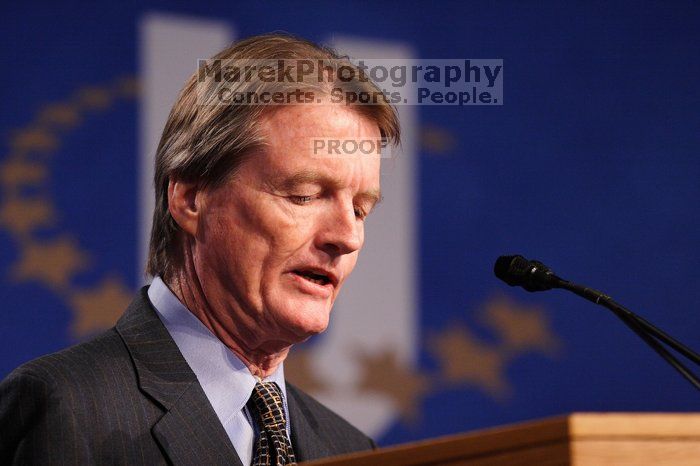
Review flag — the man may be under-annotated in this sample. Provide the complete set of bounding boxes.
[0,33,400,465]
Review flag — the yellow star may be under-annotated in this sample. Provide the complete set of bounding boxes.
[69,277,133,338]
[356,350,431,423]
[38,103,81,128]
[284,347,329,394]
[115,76,139,98]
[0,197,55,236]
[420,124,456,155]
[12,236,90,290]
[479,295,562,356]
[0,159,48,188]
[9,128,58,154]
[429,325,510,399]
[76,87,112,110]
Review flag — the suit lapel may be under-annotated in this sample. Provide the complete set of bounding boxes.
[286,384,333,462]
[116,288,243,466]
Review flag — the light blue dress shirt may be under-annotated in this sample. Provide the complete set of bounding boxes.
[148,276,291,466]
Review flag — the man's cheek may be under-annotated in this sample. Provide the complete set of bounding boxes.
[273,214,317,244]
[342,254,360,276]
[269,202,306,232]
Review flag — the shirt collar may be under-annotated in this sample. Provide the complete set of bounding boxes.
[147,276,287,427]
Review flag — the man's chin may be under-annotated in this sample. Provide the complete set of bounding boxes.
[279,304,331,341]
[292,314,330,339]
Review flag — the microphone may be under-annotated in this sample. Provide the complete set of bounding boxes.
[494,254,700,391]
[493,255,562,292]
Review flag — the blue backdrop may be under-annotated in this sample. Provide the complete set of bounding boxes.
[1,0,699,447]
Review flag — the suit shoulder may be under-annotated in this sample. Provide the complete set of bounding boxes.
[287,383,375,450]
[0,329,148,464]
[4,328,131,389]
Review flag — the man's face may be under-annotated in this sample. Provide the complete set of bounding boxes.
[192,103,382,347]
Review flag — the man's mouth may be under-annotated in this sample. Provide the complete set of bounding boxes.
[292,270,332,286]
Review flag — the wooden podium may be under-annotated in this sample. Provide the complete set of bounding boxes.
[304,413,700,465]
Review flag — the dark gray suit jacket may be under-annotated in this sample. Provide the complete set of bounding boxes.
[0,287,374,465]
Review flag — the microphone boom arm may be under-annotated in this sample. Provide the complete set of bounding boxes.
[558,279,700,390]
[495,254,700,392]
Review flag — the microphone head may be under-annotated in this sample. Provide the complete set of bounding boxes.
[494,254,561,292]
[494,255,529,286]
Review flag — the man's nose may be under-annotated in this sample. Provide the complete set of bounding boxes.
[317,201,363,256]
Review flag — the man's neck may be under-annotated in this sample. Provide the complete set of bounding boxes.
[165,266,290,380]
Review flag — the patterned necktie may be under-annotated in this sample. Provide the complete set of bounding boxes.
[248,381,297,466]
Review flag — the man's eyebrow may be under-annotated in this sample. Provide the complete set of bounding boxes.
[280,169,382,206]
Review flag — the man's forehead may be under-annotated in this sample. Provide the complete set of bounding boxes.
[260,104,382,141]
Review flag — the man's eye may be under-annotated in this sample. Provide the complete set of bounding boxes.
[290,195,314,205]
[354,206,367,220]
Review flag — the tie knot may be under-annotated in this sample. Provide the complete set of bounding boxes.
[249,382,288,432]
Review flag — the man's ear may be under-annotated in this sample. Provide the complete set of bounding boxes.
[168,177,201,236]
